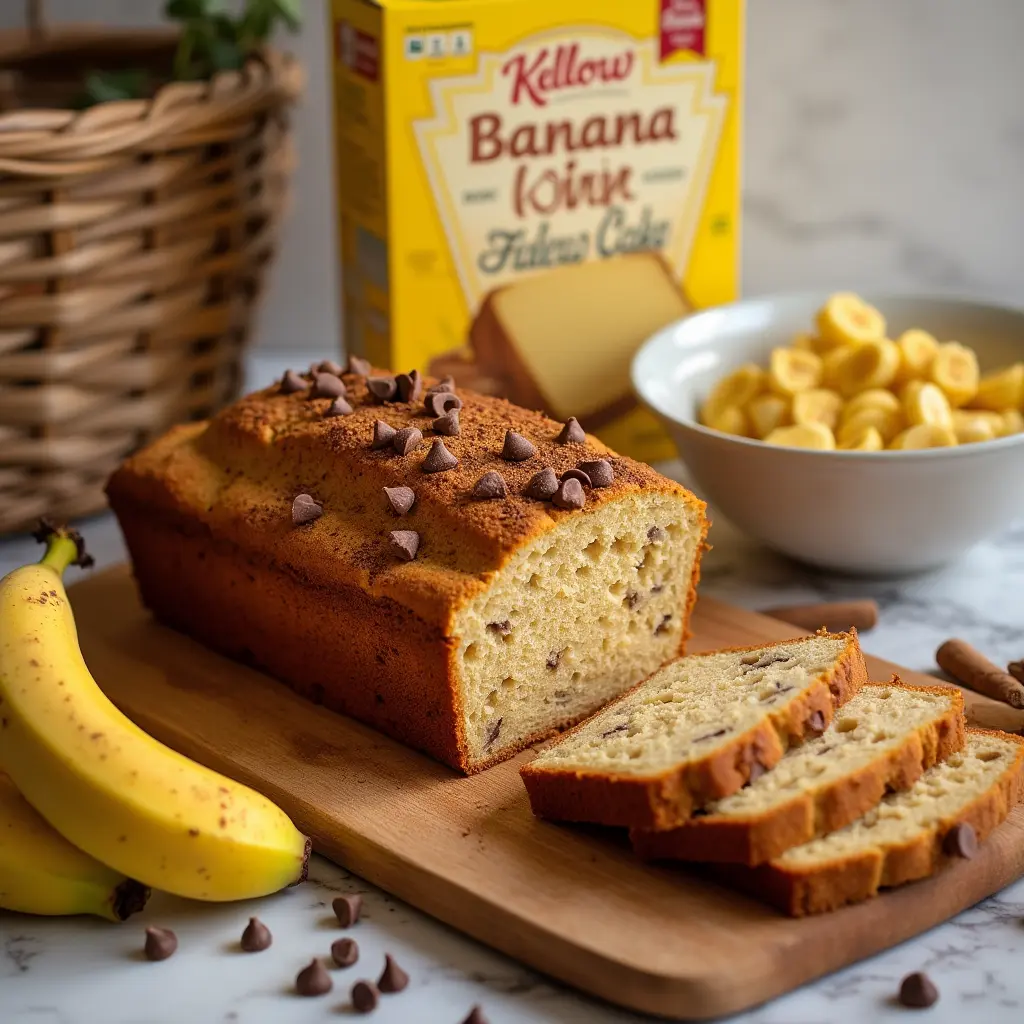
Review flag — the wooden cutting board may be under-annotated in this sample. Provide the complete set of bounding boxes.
[70,566,1024,1021]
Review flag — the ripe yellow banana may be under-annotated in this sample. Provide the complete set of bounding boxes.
[0,522,310,902]
[0,770,149,920]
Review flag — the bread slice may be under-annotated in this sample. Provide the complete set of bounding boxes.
[631,681,965,865]
[727,729,1024,916]
[520,631,867,830]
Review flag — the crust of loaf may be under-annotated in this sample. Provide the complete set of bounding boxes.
[107,367,706,774]
[732,728,1024,916]
[630,682,966,865]
[519,631,868,830]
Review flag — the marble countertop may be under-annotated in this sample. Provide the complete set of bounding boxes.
[3,354,1024,1023]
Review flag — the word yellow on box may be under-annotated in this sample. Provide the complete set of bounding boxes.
[330,0,743,461]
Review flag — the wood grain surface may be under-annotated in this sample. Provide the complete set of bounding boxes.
[71,565,1024,1021]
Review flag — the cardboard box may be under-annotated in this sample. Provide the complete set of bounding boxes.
[330,0,743,461]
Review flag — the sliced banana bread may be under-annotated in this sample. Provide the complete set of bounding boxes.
[729,729,1024,916]
[520,631,866,830]
[632,681,965,865]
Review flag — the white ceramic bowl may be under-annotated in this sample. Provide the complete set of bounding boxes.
[632,293,1024,574]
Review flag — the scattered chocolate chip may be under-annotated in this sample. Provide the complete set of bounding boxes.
[296,958,332,996]
[694,728,728,742]
[425,391,463,417]
[433,409,460,436]
[395,370,423,403]
[325,395,353,417]
[240,917,272,952]
[333,894,363,927]
[389,530,420,562]
[552,478,585,510]
[370,420,396,450]
[524,467,558,500]
[143,926,177,961]
[898,972,939,1008]
[367,376,398,403]
[602,723,628,738]
[502,429,536,462]
[578,458,613,487]
[315,358,344,376]
[747,760,767,784]
[347,355,372,376]
[331,937,359,967]
[655,614,673,634]
[291,494,323,526]
[487,620,512,636]
[312,372,347,398]
[428,375,455,394]
[651,583,665,593]
[279,369,307,394]
[943,822,977,859]
[648,526,665,542]
[806,710,826,735]
[351,980,380,1013]
[485,718,502,749]
[556,417,586,444]
[392,426,424,456]
[383,486,415,516]
[625,590,640,609]
[561,468,592,488]
[422,438,458,473]
[472,470,507,500]
[377,954,409,993]
[547,649,564,670]
[460,1007,489,1024]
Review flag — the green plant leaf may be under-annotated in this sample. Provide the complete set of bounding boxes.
[270,0,302,31]
[78,69,149,107]
[208,37,245,71]
[164,0,214,20]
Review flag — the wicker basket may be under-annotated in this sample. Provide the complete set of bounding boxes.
[0,9,303,535]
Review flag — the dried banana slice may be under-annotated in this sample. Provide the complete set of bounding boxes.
[837,425,885,451]
[902,380,954,430]
[792,388,843,430]
[764,423,836,450]
[1000,409,1024,436]
[894,329,938,383]
[841,388,902,423]
[768,348,823,397]
[889,424,958,450]
[951,410,998,445]
[746,393,790,438]
[815,292,886,348]
[837,407,904,446]
[701,364,766,423]
[929,342,979,407]
[833,338,900,397]
[702,404,752,437]
[972,363,1024,412]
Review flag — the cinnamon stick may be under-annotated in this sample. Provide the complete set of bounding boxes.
[1008,661,1024,685]
[936,639,1024,709]
[761,599,878,634]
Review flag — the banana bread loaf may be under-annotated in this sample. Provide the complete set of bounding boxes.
[106,362,708,773]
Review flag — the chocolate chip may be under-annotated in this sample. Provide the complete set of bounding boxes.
[325,396,353,417]
[331,937,359,967]
[296,958,332,996]
[377,954,409,993]
[370,420,396,450]
[422,438,458,473]
[367,376,398,403]
[315,358,344,376]
[279,369,307,394]
[648,526,665,542]
[694,728,727,742]
[460,1007,489,1024]
[524,467,558,500]
[143,926,177,961]
[487,620,512,636]
[898,972,939,1008]
[472,470,507,500]
[485,717,502,749]
[389,530,420,561]
[312,372,347,398]
[333,894,363,927]
[392,426,423,456]
[291,494,323,526]
[556,417,586,444]
[655,613,673,634]
[602,723,628,737]
[561,468,592,488]
[351,980,379,1013]
[425,391,463,417]
[625,590,640,609]
[383,486,415,516]
[433,410,460,436]
[502,429,536,462]
[943,822,977,859]
[395,370,423,403]
[651,583,665,593]
[240,917,272,952]
[347,355,372,376]
[547,649,564,670]
[428,375,455,393]
[806,709,826,735]
[748,760,767,784]
[578,458,613,487]
[552,477,585,510]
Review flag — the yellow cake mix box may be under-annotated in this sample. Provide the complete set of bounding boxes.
[330,0,743,461]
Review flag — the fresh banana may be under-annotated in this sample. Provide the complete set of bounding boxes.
[0,770,149,920]
[0,522,310,902]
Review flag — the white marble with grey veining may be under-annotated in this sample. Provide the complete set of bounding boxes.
[2,353,1024,1023]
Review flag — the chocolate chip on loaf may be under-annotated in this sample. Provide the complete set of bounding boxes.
[295,958,333,996]
[556,417,586,444]
[370,420,396,450]
[425,391,463,417]
[655,613,672,634]
[143,926,177,961]
[552,477,585,510]
[377,954,409,993]
[433,409,460,436]
[428,375,455,394]
[561,468,592,488]
[367,376,398,403]
[383,486,415,516]
[347,355,372,377]
[279,369,307,394]
[898,972,938,1008]
[502,429,536,462]
[578,459,614,487]
[942,821,977,859]
[389,530,420,561]
[312,372,347,399]
[240,917,272,952]
[422,438,458,473]
[314,358,344,376]
[524,467,558,500]
[472,471,507,500]
[351,980,380,1013]
[331,937,359,967]
[333,894,363,927]
[392,426,423,456]
[487,620,512,635]
[396,370,423,403]
[806,709,826,735]
[325,396,353,417]
[291,494,323,526]
[485,717,502,749]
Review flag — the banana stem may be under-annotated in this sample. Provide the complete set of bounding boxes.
[39,533,81,577]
